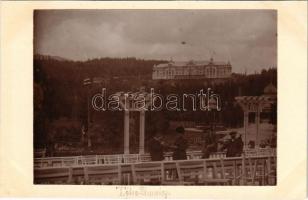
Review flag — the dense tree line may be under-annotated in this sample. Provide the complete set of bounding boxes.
[34,55,277,153]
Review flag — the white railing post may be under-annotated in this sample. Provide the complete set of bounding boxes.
[139,111,145,154]
[124,110,130,154]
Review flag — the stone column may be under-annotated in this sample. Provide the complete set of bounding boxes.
[124,110,130,154]
[139,111,145,154]
[244,110,249,148]
[256,105,260,146]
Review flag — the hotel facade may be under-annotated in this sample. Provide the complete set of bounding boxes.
[152,58,232,80]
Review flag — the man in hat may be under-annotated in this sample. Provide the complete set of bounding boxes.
[202,129,217,159]
[148,133,165,161]
[234,134,244,156]
[172,126,188,160]
[223,131,240,157]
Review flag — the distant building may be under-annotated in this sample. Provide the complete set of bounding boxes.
[152,58,232,80]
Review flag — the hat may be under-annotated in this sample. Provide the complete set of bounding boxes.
[229,131,237,136]
[176,126,185,134]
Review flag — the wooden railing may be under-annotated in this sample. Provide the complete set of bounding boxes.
[33,152,203,168]
[34,148,276,168]
[34,155,276,185]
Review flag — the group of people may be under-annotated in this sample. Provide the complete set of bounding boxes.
[148,127,244,162]
[202,130,244,158]
[148,126,188,161]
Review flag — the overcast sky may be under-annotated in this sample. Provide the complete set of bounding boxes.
[34,10,277,74]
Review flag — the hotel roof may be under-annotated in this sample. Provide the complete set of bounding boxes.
[154,59,231,68]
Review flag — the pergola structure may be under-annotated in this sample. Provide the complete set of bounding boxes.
[235,83,277,147]
[112,90,151,154]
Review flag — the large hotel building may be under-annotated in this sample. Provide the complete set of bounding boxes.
[152,58,232,80]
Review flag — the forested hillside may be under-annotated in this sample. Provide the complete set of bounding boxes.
[34,55,277,153]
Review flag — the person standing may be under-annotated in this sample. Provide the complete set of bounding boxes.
[202,130,217,158]
[235,134,244,156]
[223,131,239,157]
[148,134,165,161]
[172,127,188,160]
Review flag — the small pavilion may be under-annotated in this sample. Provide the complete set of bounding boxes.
[235,83,277,147]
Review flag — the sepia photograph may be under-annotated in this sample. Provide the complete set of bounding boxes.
[33,9,277,186]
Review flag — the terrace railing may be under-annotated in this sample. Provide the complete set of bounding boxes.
[34,148,276,168]
[34,155,276,185]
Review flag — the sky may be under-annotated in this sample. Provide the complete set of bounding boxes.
[34,10,277,74]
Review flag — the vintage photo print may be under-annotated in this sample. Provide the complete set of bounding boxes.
[33,9,277,186]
